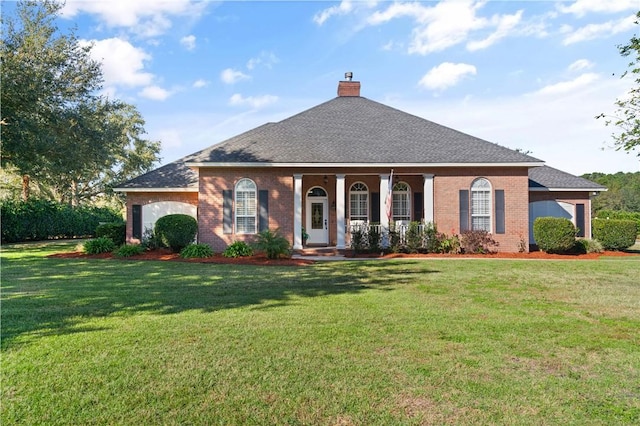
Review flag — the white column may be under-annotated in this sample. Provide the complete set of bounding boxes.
[336,174,346,249]
[423,174,434,223]
[379,174,390,228]
[293,174,303,249]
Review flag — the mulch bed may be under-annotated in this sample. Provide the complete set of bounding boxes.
[47,248,637,265]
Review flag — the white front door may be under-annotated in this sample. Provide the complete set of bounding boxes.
[306,187,329,245]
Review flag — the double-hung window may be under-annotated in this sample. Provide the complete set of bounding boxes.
[349,182,369,223]
[235,178,257,234]
[392,182,411,222]
[471,178,491,232]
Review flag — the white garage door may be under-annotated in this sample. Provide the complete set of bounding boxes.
[142,201,197,234]
[529,200,574,243]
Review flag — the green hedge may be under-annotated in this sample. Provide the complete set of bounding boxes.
[595,210,640,237]
[154,214,198,252]
[1,199,122,243]
[95,222,126,246]
[592,218,637,250]
[533,217,577,253]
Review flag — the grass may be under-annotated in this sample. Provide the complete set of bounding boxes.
[2,241,639,425]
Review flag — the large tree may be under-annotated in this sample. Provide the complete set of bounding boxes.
[599,11,640,156]
[1,0,160,204]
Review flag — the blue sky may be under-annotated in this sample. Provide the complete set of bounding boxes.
[9,0,640,175]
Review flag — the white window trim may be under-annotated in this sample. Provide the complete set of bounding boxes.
[235,178,257,234]
[349,182,369,223]
[471,177,492,233]
[392,181,411,223]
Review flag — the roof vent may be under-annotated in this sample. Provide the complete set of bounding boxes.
[337,72,360,97]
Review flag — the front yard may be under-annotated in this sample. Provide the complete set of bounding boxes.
[2,241,639,425]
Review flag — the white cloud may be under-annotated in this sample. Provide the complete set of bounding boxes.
[557,0,638,17]
[467,10,523,51]
[81,38,154,89]
[229,94,279,109]
[61,0,207,37]
[246,51,280,70]
[313,0,354,25]
[193,79,209,89]
[180,35,196,51]
[531,73,600,97]
[563,14,637,45]
[568,59,594,73]
[419,62,477,91]
[139,85,172,101]
[220,68,251,84]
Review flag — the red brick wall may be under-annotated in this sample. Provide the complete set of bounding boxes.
[433,167,530,252]
[198,168,294,251]
[124,192,198,243]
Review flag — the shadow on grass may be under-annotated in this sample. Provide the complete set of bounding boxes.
[1,256,439,347]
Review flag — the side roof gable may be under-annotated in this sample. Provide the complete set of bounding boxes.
[529,165,606,192]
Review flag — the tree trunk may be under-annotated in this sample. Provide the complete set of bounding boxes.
[71,180,78,207]
[21,174,30,201]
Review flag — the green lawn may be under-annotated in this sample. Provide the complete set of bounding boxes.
[2,241,639,425]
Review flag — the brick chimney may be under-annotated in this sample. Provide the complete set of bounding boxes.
[337,72,360,97]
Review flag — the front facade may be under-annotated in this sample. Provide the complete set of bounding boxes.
[116,76,605,252]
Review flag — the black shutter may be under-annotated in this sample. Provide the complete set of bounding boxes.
[259,190,269,232]
[132,204,142,239]
[495,190,505,234]
[576,203,585,237]
[371,192,380,223]
[413,192,423,222]
[459,190,469,231]
[223,189,233,234]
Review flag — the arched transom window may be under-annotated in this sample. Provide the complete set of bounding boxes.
[392,182,411,222]
[349,182,369,222]
[471,178,491,232]
[235,178,257,234]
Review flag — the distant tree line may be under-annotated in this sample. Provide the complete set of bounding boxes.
[582,171,640,213]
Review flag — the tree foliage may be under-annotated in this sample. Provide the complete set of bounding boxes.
[1,0,160,205]
[582,171,640,213]
[598,11,640,155]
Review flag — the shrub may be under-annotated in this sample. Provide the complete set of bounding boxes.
[405,222,424,254]
[115,244,144,257]
[154,214,198,252]
[436,232,460,254]
[572,239,603,254]
[95,222,126,246]
[595,210,640,236]
[592,218,638,251]
[350,226,367,254]
[367,225,381,252]
[423,222,440,253]
[140,228,160,250]
[181,243,214,259]
[459,230,499,254]
[222,241,253,258]
[0,199,121,243]
[533,217,577,254]
[83,237,116,254]
[253,229,290,259]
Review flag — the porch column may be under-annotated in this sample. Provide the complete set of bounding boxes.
[423,174,434,223]
[379,174,390,229]
[293,174,303,249]
[336,174,346,249]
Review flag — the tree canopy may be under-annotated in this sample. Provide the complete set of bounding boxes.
[1,0,160,205]
[582,171,640,213]
[598,11,640,156]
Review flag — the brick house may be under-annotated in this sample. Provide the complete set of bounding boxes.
[114,75,605,252]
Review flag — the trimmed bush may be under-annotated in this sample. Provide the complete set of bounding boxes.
[154,214,197,252]
[459,230,499,254]
[595,210,640,236]
[95,222,126,246]
[115,244,144,258]
[83,237,116,254]
[533,217,577,254]
[222,241,253,258]
[253,229,290,259]
[592,218,637,251]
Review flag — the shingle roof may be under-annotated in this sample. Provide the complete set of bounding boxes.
[528,165,606,191]
[114,158,198,190]
[185,96,543,165]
